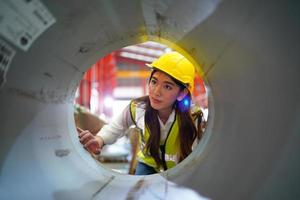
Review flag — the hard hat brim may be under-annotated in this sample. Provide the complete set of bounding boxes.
[145,64,190,92]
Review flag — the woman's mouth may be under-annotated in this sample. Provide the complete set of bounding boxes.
[151,97,161,104]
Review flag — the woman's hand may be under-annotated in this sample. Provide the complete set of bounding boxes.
[77,127,104,154]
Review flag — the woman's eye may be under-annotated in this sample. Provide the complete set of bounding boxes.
[150,79,157,85]
[164,85,172,90]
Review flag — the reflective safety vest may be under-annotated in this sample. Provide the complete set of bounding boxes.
[129,101,180,172]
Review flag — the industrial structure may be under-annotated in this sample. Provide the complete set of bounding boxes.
[0,0,299,199]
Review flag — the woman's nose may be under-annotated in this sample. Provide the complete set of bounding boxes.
[153,84,162,96]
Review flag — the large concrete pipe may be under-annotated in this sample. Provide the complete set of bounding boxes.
[1,0,299,199]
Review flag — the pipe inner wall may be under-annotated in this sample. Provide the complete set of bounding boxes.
[0,0,299,199]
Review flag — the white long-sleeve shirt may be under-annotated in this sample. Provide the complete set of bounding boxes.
[98,104,176,145]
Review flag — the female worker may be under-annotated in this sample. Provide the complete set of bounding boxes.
[77,51,205,175]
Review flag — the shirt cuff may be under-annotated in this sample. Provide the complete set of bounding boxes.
[97,126,115,145]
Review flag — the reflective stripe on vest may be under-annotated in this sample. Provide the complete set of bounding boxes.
[130,101,180,172]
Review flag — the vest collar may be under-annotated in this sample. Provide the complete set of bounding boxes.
[158,109,176,128]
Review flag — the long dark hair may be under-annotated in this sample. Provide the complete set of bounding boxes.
[134,70,204,168]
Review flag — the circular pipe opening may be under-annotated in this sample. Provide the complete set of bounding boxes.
[71,40,214,179]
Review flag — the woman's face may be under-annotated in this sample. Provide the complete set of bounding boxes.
[148,71,182,113]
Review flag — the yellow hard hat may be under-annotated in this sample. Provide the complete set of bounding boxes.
[147,51,195,93]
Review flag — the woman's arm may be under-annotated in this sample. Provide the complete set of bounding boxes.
[97,104,134,145]
[77,103,134,154]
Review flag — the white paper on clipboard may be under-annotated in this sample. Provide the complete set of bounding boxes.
[0,0,56,51]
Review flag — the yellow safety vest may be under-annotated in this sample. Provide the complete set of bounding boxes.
[129,101,180,172]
